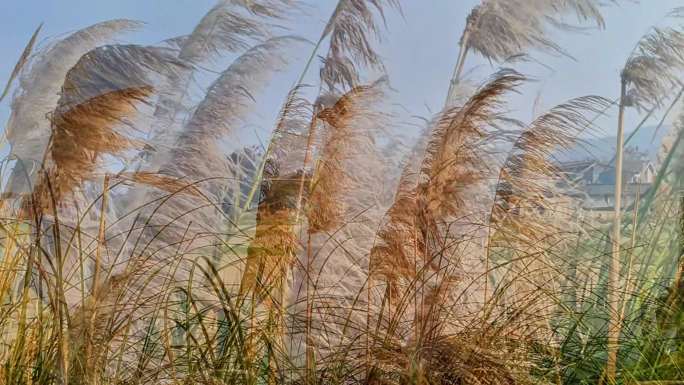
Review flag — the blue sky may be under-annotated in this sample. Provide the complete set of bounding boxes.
[1,0,682,145]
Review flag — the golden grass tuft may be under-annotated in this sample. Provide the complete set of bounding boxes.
[29,86,152,214]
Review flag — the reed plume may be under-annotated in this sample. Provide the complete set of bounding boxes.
[245,4,400,376]
[86,28,306,380]
[371,70,525,353]
[447,0,610,104]
[240,87,311,305]
[290,79,392,384]
[127,0,300,199]
[126,35,308,381]
[307,80,387,232]
[370,127,430,301]
[292,0,400,233]
[29,44,185,213]
[487,95,610,343]
[23,46,184,380]
[420,70,525,329]
[123,36,307,310]
[491,95,610,242]
[18,47,186,383]
[4,20,142,200]
[362,70,571,385]
[132,0,294,174]
[607,13,684,381]
[622,26,684,111]
[149,36,304,209]
[319,0,400,91]
[177,0,280,64]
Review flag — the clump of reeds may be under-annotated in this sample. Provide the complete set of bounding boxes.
[0,1,683,385]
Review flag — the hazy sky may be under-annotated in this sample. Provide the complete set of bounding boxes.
[0,0,682,144]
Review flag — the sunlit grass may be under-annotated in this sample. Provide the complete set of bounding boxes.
[0,1,682,385]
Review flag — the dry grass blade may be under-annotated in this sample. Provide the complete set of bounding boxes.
[117,171,202,196]
[378,332,535,385]
[0,23,42,103]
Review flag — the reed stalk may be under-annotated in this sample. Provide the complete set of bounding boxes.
[606,79,627,384]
